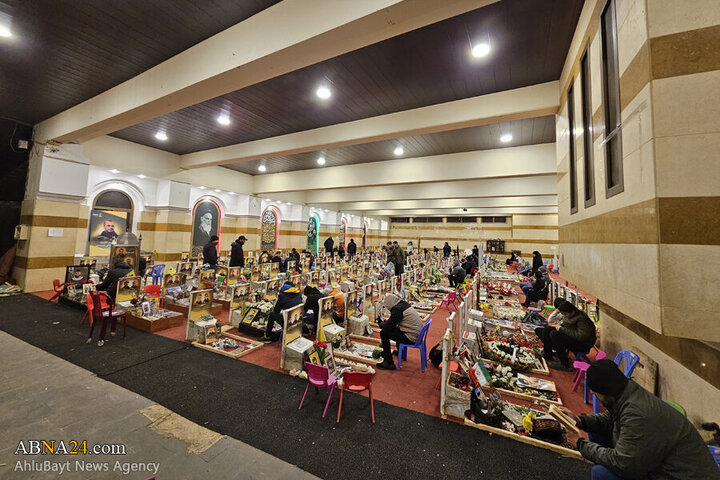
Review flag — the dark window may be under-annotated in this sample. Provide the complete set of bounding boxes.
[95,190,132,210]
[426,217,443,223]
[445,217,462,223]
[390,217,409,223]
[493,217,506,223]
[412,217,427,223]
[568,83,578,214]
[482,216,506,223]
[461,217,477,223]
[601,0,624,197]
[580,47,596,207]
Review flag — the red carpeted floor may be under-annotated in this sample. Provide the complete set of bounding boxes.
[32,273,597,421]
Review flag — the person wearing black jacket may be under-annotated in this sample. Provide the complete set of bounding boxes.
[271,251,284,271]
[203,236,219,268]
[347,239,357,258]
[521,271,547,307]
[259,282,303,343]
[97,260,132,299]
[324,237,334,255]
[302,285,323,327]
[337,244,345,259]
[531,251,543,273]
[472,245,479,259]
[229,235,246,267]
[376,293,423,370]
[442,242,451,258]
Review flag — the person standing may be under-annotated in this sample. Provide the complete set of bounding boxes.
[337,244,345,259]
[229,235,246,267]
[376,294,423,370]
[442,242,451,258]
[472,244,479,259]
[561,360,720,480]
[347,239,357,258]
[203,235,219,268]
[392,241,405,275]
[324,236,334,255]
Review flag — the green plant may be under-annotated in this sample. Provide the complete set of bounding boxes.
[372,348,382,359]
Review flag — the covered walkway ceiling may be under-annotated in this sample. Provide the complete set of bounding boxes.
[3,0,585,217]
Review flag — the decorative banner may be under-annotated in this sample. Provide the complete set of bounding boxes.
[191,199,221,258]
[88,210,127,256]
[261,208,279,253]
[306,215,319,255]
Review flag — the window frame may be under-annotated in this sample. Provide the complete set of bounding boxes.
[567,82,578,214]
[600,0,624,198]
[580,44,596,207]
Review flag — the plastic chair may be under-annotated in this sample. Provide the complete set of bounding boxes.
[542,304,555,317]
[592,349,640,413]
[299,362,337,418]
[143,284,164,308]
[336,371,374,423]
[81,291,108,325]
[87,291,127,345]
[150,264,165,285]
[397,318,433,372]
[440,292,457,311]
[50,279,70,301]
[573,350,607,404]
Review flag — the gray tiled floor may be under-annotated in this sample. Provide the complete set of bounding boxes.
[0,332,319,480]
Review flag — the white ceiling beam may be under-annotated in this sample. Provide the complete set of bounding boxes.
[181,81,559,169]
[305,175,558,203]
[253,143,556,193]
[337,195,558,211]
[36,0,495,144]
[347,206,559,216]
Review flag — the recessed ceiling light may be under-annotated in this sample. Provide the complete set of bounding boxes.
[214,189,221,193]
[393,146,404,156]
[229,191,235,195]
[199,186,206,190]
[217,113,230,126]
[500,134,513,143]
[317,156,326,166]
[316,85,331,100]
[471,43,491,58]
[138,174,146,179]
[258,164,267,173]
[155,131,168,141]
[110,169,119,174]
[0,25,11,38]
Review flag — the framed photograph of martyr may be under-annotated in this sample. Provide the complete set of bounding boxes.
[286,260,296,273]
[110,245,139,271]
[163,272,186,295]
[241,307,259,325]
[88,209,127,256]
[188,289,213,321]
[230,283,250,313]
[191,199,221,258]
[65,265,90,287]
[116,276,141,303]
[178,261,195,276]
[227,267,242,285]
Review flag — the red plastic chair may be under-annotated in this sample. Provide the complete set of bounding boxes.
[440,291,457,310]
[299,362,337,418]
[81,291,109,325]
[336,371,374,423]
[143,284,163,308]
[50,279,70,301]
[87,291,126,345]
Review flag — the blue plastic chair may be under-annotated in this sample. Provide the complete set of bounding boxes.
[150,264,165,285]
[397,318,432,372]
[593,349,640,413]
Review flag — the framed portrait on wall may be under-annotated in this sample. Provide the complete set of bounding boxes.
[191,199,221,258]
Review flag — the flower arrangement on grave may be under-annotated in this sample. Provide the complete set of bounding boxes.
[314,341,327,364]
[332,336,342,349]
[484,340,536,372]
[248,300,274,320]
[492,306,526,322]
[371,348,382,359]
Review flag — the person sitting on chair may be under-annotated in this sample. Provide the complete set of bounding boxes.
[534,300,596,371]
[448,260,466,287]
[560,360,720,480]
[521,271,547,307]
[376,293,423,370]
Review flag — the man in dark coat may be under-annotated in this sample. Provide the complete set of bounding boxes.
[97,260,132,299]
[562,360,720,480]
[324,237,334,255]
[347,239,357,258]
[203,235,219,268]
[259,282,303,343]
[442,242,451,258]
[302,285,323,327]
[535,300,596,371]
[229,235,246,267]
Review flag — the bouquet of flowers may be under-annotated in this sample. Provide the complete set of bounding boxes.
[484,340,536,371]
[314,341,328,364]
[248,300,275,320]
